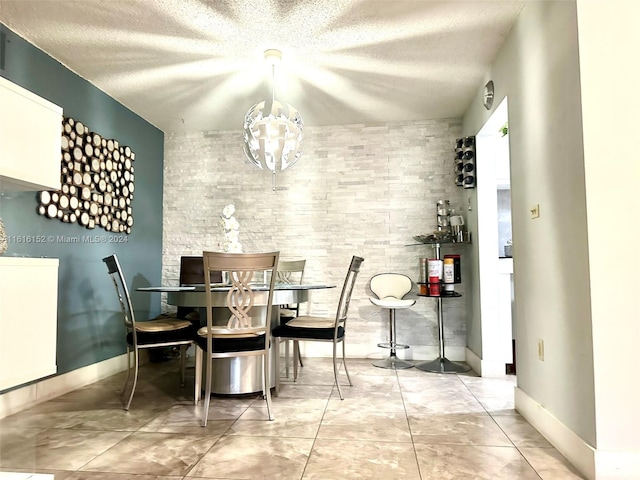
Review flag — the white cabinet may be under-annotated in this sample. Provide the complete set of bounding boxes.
[0,257,59,391]
[0,76,62,191]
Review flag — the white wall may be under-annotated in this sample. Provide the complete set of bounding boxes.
[576,0,640,466]
[462,0,596,451]
[162,119,470,361]
[464,1,640,477]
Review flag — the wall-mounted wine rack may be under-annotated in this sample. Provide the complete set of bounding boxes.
[454,136,476,189]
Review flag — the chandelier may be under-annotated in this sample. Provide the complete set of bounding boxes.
[242,49,304,191]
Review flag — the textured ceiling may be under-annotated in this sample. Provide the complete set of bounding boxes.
[0,0,523,132]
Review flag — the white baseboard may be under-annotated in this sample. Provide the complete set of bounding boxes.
[515,387,595,479]
[594,450,640,479]
[0,354,128,420]
[465,347,482,375]
[465,347,507,377]
[299,343,467,362]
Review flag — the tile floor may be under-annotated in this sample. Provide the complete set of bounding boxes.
[0,357,585,479]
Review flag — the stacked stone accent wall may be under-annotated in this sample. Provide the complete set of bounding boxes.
[163,118,468,360]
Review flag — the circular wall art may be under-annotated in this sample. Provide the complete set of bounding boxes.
[36,116,135,234]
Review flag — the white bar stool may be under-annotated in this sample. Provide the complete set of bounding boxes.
[369,273,416,369]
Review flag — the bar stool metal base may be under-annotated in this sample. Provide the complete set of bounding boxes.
[373,355,414,370]
[415,356,470,374]
[373,301,415,370]
[377,342,409,350]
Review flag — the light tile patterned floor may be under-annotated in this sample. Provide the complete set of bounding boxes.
[0,357,584,479]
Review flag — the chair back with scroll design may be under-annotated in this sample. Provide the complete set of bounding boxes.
[272,255,364,400]
[276,259,306,285]
[276,259,306,318]
[276,259,306,376]
[194,251,279,426]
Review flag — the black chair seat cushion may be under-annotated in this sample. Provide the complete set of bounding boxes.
[272,324,344,340]
[128,325,196,346]
[194,333,268,353]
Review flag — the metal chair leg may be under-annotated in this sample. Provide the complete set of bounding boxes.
[201,354,212,427]
[274,338,280,397]
[194,346,202,405]
[342,339,352,386]
[124,349,139,411]
[284,339,290,378]
[296,340,304,367]
[263,352,274,421]
[179,344,186,387]
[333,340,343,400]
[293,341,300,382]
[122,347,132,397]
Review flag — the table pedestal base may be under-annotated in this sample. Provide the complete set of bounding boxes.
[415,357,470,374]
[373,355,413,370]
[200,353,276,395]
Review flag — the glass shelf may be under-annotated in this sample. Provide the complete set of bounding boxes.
[417,291,461,298]
[405,240,471,247]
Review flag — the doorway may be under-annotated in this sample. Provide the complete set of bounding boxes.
[475,97,515,376]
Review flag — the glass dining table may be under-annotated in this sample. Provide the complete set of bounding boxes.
[138,283,332,308]
[137,283,335,395]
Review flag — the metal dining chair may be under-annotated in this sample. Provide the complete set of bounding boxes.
[276,259,306,377]
[177,255,223,323]
[272,255,364,400]
[102,254,195,410]
[194,251,279,426]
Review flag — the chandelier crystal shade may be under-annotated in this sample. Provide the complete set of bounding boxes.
[242,49,303,190]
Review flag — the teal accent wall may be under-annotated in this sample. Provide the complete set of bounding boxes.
[0,24,164,385]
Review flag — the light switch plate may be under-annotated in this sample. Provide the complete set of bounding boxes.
[530,204,540,219]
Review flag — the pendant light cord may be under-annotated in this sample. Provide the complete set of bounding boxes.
[271,63,276,104]
[271,62,277,191]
